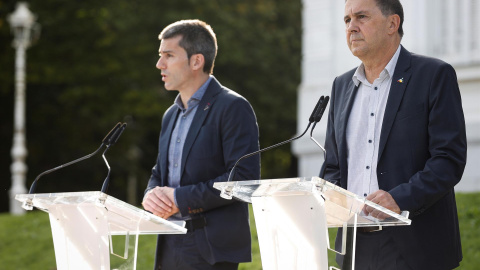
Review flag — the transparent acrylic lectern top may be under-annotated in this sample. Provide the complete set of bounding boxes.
[16,191,186,270]
[214,176,411,228]
[16,191,186,234]
[214,177,411,270]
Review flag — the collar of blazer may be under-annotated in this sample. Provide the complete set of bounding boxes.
[160,77,222,185]
[158,77,222,185]
[338,46,413,163]
[180,77,221,175]
[378,45,412,161]
[339,78,359,163]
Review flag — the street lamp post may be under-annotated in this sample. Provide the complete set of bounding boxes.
[7,2,40,215]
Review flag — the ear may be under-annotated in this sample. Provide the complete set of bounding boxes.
[190,54,205,71]
[387,14,401,35]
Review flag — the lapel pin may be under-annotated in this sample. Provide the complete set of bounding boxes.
[397,78,404,83]
[204,102,211,111]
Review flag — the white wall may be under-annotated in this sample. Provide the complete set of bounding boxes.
[293,0,480,192]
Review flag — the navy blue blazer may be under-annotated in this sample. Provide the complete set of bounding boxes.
[322,46,467,269]
[146,77,260,264]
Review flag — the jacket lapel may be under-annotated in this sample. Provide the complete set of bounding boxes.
[339,79,359,186]
[378,46,412,160]
[160,107,180,185]
[180,77,221,177]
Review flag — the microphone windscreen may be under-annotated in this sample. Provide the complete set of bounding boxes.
[109,123,127,146]
[102,122,122,144]
[309,96,324,122]
[314,96,330,122]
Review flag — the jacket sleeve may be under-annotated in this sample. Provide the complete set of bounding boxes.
[388,63,467,214]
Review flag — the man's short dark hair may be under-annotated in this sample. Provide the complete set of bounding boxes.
[159,19,217,74]
[374,0,404,37]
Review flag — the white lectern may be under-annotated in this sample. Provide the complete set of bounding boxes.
[16,191,186,270]
[214,177,411,270]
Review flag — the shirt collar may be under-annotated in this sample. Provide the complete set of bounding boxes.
[174,76,213,111]
[352,45,402,87]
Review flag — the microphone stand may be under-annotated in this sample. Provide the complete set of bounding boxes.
[28,143,105,195]
[22,123,123,210]
[27,123,122,194]
[100,123,127,194]
[227,96,327,182]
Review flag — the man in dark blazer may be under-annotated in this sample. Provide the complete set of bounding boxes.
[321,0,467,269]
[142,20,260,270]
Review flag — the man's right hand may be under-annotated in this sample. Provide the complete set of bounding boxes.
[142,186,180,219]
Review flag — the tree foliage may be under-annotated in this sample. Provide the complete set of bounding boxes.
[0,0,302,212]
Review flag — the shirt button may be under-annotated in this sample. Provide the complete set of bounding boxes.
[371,113,374,116]
[364,193,367,197]
[374,87,378,90]
[174,163,178,167]
[368,140,372,143]
[366,166,370,169]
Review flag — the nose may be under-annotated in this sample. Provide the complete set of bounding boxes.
[156,57,165,70]
[346,19,359,33]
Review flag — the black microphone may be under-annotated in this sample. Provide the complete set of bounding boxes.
[309,96,324,122]
[103,122,123,145]
[314,96,329,123]
[27,122,122,194]
[310,96,329,136]
[100,122,127,193]
[106,122,127,146]
[227,96,327,182]
[310,96,330,158]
